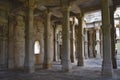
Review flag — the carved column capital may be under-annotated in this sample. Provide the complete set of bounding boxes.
[95,27,100,30]
[25,0,38,10]
[44,9,52,17]
[61,1,71,13]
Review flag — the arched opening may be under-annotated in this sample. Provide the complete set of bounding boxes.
[34,41,40,54]
[34,40,41,65]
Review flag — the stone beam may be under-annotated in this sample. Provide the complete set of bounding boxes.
[37,0,60,7]
[0,3,10,11]
[82,5,101,13]
[74,0,92,5]
[70,4,81,14]
[51,9,63,18]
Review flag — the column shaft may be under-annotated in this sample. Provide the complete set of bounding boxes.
[101,0,113,77]
[89,30,94,58]
[76,14,84,66]
[95,28,101,58]
[14,15,25,69]
[43,10,53,69]
[53,25,58,61]
[8,16,14,69]
[61,5,71,71]
[84,28,88,59]
[24,5,35,73]
[110,6,117,69]
[0,38,7,69]
[70,19,75,63]
[0,25,8,70]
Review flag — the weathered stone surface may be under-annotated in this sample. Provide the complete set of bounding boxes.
[101,0,113,77]
[14,15,25,69]
[43,10,54,69]
[34,16,44,65]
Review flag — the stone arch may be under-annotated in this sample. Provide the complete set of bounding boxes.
[34,40,42,65]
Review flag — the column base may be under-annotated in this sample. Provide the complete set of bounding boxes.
[62,61,72,72]
[84,55,88,59]
[77,60,84,66]
[0,65,7,70]
[96,54,101,59]
[43,63,52,69]
[102,64,113,78]
[71,58,75,63]
[11,67,25,72]
[8,63,14,70]
[24,66,35,73]
[112,56,117,69]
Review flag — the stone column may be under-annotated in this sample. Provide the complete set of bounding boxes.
[14,14,25,70]
[0,25,8,70]
[100,29,103,58]
[76,14,84,66]
[89,30,94,58]
[55,33,58,61]
[0,34,1,69]
[43,10,53,69]
[84,28,88,59]
[55,28,59,61]
[95,27,101,58]
[70,18,75,63]
[24,0,35,73]
[110,6,117,69]
[8,15,15,69]
[53,24,58,61]
[61,5,71,71]
[57,33,61,61]
[101,0,113,77]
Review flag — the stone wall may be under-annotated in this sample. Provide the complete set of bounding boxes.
[34,16,44,65]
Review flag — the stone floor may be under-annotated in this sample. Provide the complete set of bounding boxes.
[0,59,120,80]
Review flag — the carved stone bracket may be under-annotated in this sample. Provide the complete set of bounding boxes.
[24,0,38,10]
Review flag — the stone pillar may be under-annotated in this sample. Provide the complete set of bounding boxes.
[0,25,8,70]
[24,0,35,73]
[101,0,113,77]
[14,14,25,70]
[57,32,61,61]
[84,28,88,59]
[100,29,103,58]
[70,18,75,63]
[89,30,94,58]
[0,27,1,68]
[55,34,58,62]
[53,24,58,61]
[110,6,117,69]
[61,5,72,71]
[55,28,59,61]
[8,15,15,69]
[40,31,44,66]
[43,10,53,69]
[95,27,101,58]
[76,14,84,66]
